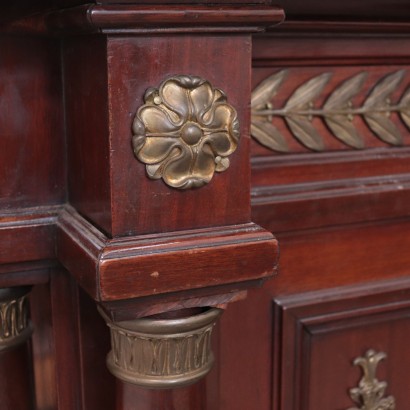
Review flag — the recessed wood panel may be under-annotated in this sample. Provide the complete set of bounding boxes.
[0,37,64,208]
[274,278,410,410]
[64,36,112,235]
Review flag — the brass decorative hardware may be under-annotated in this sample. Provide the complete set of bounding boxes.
[132,75,240,189]
[0,287,32,351]
[251,69,410,152]
[100,308,222,388]
[348,349,395,410]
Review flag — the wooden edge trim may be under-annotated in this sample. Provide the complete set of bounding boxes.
[0,206,277,303]
[56,207,278,302]
[0,206,60,266]
[251,173,410,204]
[273,20,410,35]
[88,5,285,30]
[3,5,284,35]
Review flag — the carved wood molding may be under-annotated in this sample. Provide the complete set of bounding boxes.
[4,5,285,35]
[251,69,410,152]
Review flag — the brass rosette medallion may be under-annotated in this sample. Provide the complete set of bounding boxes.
[132,75,240,189]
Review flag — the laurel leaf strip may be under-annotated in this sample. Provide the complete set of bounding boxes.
[251,121,288,152]
[399,87,410,129]
[285,73,332,110]
[364,70,405,108]
[250,69,409,152]
[324,72,368,110]
[324,116,364,149]
[285,116,324,151]
[364,113,403,146]
[251,70,288,109]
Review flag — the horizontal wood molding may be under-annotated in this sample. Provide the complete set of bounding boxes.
[252,173,410,232]
[0,206,60,266]
[253,35,410,67]
[275,20,410,35]
[5,5,284,35]
[87,5,285,30]
[56,206,278,302]
[251,149,410,232]
[276,0,410,21]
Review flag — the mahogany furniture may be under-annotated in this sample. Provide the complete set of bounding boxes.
[1,1,410,409]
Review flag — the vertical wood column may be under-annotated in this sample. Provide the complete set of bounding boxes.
[56,3,283,407]
[116,379,207,410]
[100,307,220,410]
[0,287,34,409]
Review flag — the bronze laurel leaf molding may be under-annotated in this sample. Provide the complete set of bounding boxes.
[347,350,395,410]
[251,69,410,152]
[132,75,240,190]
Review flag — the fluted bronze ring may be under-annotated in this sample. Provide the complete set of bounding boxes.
[101,307,222,389]
[0,287,32,351]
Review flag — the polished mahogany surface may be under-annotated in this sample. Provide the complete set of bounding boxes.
[1,1,410,409]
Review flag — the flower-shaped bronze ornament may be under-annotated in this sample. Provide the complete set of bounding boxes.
[132,75,240,189]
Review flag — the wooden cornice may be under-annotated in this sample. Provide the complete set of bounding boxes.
[4,4,285,35]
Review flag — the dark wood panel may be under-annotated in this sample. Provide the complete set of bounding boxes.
[31,283,58,410]
[0,37,65,208]
[0,207,59,266]
[217,218,410,409]
[0,0,83,24]
[64,35,112,236]
[3,2,410,410]
[0,267,50,288]
[77,287,116,410]
[251,148,410,186]
[0,343,35,410]
[107,35,252,236]
[252,175,410,233]
[218,287,274,410]
[49,269,83,409]
[253,35,410,66]
[269,219,410,295]
[64,34,254,237]
[31,275,116,410]
[274,278,410,410]
[276,0,410,20]
[116,380,207,410]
